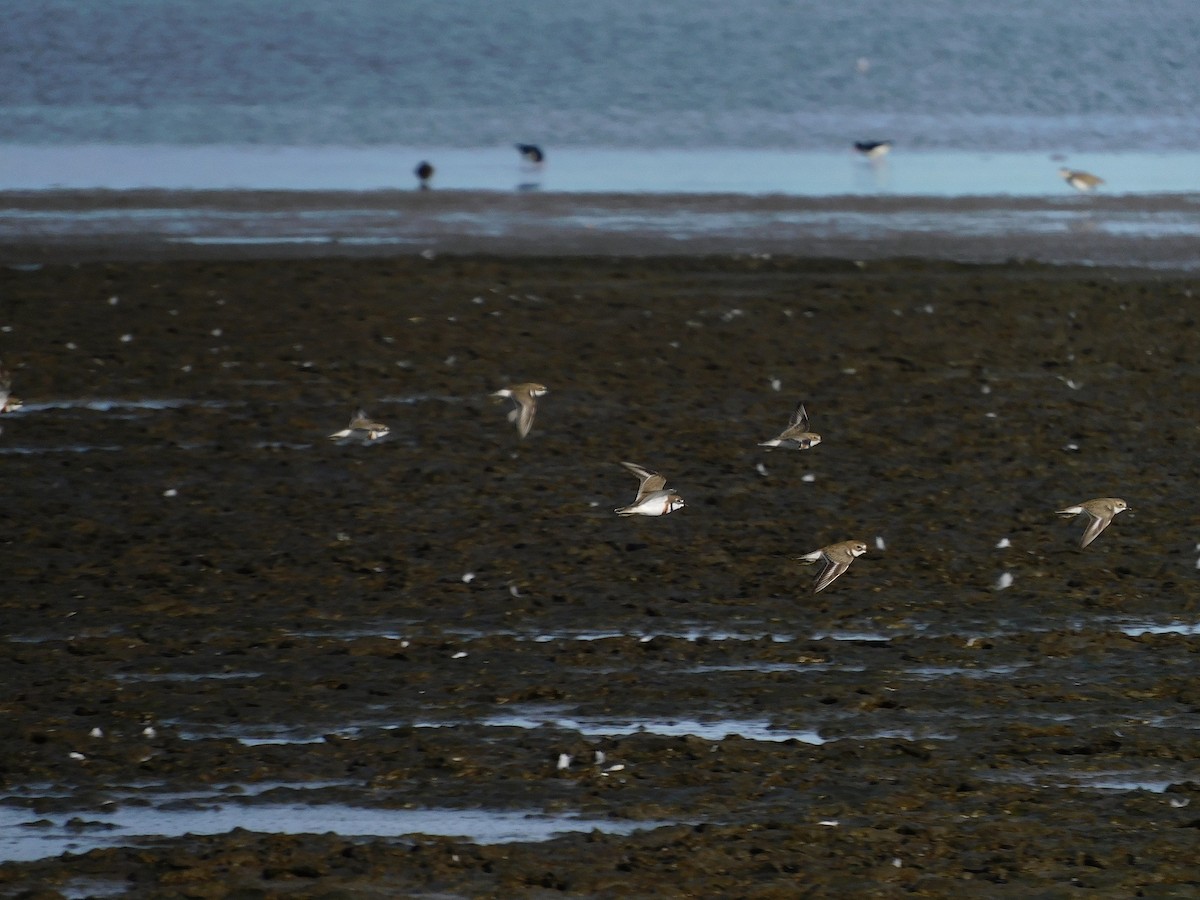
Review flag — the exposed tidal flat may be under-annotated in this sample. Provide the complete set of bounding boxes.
[3,254,1200,895]
[5,187,1200,270]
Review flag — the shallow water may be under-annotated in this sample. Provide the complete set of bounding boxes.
[471,711,829,744]
[6,184,1200,268]
[5,146,1200,196]
[0,801,664,862]
[1119,621,1200,636]
[986,770,1186,795]
[15,398,223,412]
[0,444,124,456]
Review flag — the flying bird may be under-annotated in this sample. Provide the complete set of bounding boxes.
[614,461,685,517]
[492,382,547,438]
[797,540,868,593]
[759,401,822,450]
[0,365,22,413]
[329,409,390,443]
[1056,498,1128,548]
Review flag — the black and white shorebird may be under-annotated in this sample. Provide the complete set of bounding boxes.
[414,161,435,189]
[1058,167,1104,192]
[516,143,545,165]
[854,140,893,160]
[614,461,685,517]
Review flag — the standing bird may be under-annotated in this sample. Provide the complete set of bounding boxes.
[0,365,22,413]
[1059,167,1104,192]
[516,143,545,165]
[796,540,868,593]
[758,401,822,450]
[1056,498,1128,548]
[329,409,390,443]
[492,382,547,438]
[614,461,685,517]
[854,140,893,160]
[414,161,435,189]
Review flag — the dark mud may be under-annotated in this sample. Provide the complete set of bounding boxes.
[3,255,1200,897]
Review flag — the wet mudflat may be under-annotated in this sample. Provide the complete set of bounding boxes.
[8,189,1200,270]
[2,254,1200,897]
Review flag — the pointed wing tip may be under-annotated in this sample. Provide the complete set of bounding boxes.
[1079,522,1108,548]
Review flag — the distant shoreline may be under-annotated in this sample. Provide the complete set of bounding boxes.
[2,189,1199,270]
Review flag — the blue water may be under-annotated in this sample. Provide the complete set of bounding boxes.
[5,0,1200,151]
[5,0,1200,262]
[6,145,1199,194]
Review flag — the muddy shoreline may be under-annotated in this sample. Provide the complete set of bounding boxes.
[3,254,1200,897]
[4,190,1200,269]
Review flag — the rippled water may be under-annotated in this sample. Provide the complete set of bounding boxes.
[5,0,1200,150]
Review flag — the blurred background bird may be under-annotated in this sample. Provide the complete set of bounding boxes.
[414,160,435,189]
[516,143,545,165]
[1059,167,1104,192]
[854,140,893,160]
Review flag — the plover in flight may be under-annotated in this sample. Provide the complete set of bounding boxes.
[797,540,868,593]
[0,365,21,413]
[1056,498,1128,548]
[516,143,545,165]
[759,401,822,450]
[614,461,685,517]
[414,160,435,189]
[854,140,893,159]
[1059,167,1104,192]
[329,409,390,443]
[492,382,547,438]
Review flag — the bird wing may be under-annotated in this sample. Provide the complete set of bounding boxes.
[620,461,667,500]
[515,397,537,437]
[788,401,809,430]
[813,559,849,593]
[1079,512,1111,548]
